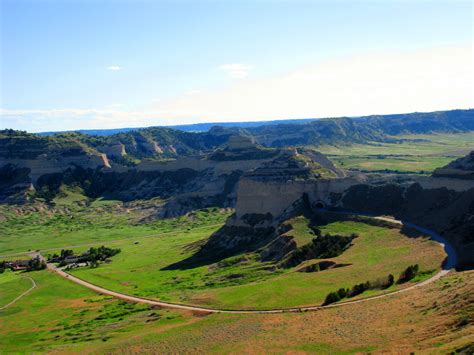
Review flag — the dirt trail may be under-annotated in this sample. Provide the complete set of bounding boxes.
[0,276,36,311]
[48,215,457,314]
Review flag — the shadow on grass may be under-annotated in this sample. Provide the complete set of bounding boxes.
[162,225,276,271]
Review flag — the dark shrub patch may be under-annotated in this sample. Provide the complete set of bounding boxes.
[280,233,357,268]
[397,264,419,284]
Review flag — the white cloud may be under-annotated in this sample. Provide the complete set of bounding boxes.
[2,45,473,132]
[219,63,253,79]
[162,46,473,121]
[106,65,122,71]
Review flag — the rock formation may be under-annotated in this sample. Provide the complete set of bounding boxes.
[433,151,474,179]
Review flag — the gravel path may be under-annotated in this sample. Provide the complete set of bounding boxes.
[48,215,457,314]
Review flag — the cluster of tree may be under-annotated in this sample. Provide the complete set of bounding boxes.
[48,249,74,263]
[27,256,47,271]
[323,273,395,305]
[397,264,419,284]
[281,233,358,268]
[87,246,121,262]
[50,246,121,268]
[0,258,46,272]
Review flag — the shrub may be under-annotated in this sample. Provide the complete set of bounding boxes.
[397,264,419,284]
[61,249,74,259]
[281,233,357,268]
[371,274,395,289]
[337,288,348,299]
[323,292,341,305]
[348,282,369,297]
[86,246,121,262]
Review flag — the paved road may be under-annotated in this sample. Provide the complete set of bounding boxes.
[0,276,36,311]
[48,215,457,314]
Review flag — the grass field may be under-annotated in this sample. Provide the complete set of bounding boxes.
[318,132,474,173]
[0,270,190,353]
[69,219,445,309]
[0,204,231,256]
[282,215,316,247]
[0,268,471,353]
[0,270,33,308]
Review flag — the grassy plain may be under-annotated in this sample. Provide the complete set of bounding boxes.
[70,219,445,309]
[0,270,188,353]
[0,203,231,256]
[0,267,471,353]
[0,270,33,307]
[318,132,474,173]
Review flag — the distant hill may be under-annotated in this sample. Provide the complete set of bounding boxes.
[38,118,319,136]
[4,109,474,165]
[36,109,473,138]
[245,109,474,147]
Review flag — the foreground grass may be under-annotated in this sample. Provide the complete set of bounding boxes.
[1,268,471,353]
[70,220,445,310]
[0,270,188,352]
[319,132,474,173]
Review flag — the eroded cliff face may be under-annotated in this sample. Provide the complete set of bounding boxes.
[209,152,474,269]
[0,154,111,183]
[433,151,474,179]
[0,134,291,219]
[0,133,112,201]
[194,149,348,260]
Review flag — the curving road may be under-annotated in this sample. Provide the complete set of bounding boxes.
[48,215,457,314]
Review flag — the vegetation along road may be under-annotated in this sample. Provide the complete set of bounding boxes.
[47,214,458,314]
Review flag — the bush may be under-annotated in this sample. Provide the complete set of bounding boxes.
[348,282,369,297]
[337,288,348,299]
[281,233,357,268]
[86,246,121,262]
[323,292,341,305]
[323,272,397,306]
[397,264,419,284]
[61,249,74,259]
[371,274,395,289]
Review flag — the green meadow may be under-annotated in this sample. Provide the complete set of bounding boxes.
[0,270,33,308]
[0,203,231,256]
[0,270,190,353]
[318,132,474,173]
[69,219,445,310]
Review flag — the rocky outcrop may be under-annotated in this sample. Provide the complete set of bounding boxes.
[0,131,112,184]
[433,151,474,179]
[190,150,351,260]
[96,143,126,158]
[202,151,474,269]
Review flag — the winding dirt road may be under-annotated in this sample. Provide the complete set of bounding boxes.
[47,214,458,314]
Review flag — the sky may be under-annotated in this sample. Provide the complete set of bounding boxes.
[0,0,473,132]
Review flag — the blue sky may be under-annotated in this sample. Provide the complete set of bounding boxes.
[1,0,472,132]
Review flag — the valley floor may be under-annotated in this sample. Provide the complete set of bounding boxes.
[0,267,472,353]
[0,203,470,353]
